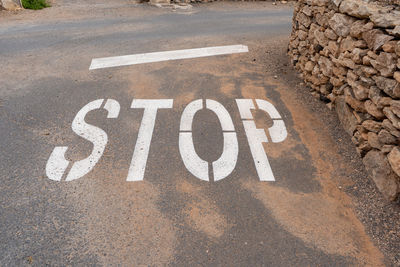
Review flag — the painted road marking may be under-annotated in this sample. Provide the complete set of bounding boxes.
[179,99,238,181]
[46,99,120,181]
[127,99,174,181]
[46,98,287,182]
[89,45,249,70]
[236,99,287,181]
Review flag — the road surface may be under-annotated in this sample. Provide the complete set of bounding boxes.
[1,1,399,266]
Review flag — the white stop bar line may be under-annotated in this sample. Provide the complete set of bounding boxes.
[89,45,249,70]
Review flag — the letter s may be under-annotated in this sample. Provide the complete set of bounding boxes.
[46,99,120,181]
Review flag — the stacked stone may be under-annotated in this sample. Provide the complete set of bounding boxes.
[288,0,400,201]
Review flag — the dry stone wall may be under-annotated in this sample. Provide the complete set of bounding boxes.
[288,0,400,201]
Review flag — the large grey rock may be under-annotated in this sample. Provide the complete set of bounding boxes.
[332,55,356,69]
[324,28,338,40]
[298,30,308,41]
[378,97,393,109]
[371,11,400,28]
[395,41,400,57]
[382,145,395,154]
[329,13,355,37]
[382,41,397,53]
[309,23,319,40]
[150,0,171,4]
[383,107,400,129]
[394,72,400,83]
[362,120,382,133]
[315,12,331,28]
[310,0,330,6]
[363,150,400,201]
[388,147,400,177]
[347,69,358,83]
[368,132,382,149]
[345,88,366,112]
[339,0,382,19]
[359,75,375,86]
[370,52,397,78]
[383,119,400,137]
[369,86,385,107]
[361,66,377,77]
[362,29,394,51]
[302,5,313,16]
[296,12,312,28]
[352,82,369,100]
[350,20,373,39]
[365,100,385,119]
[318,56,333,76]
[358,140,373,155]
[314,29,329,47]
[332,0,342,7]
[304,61,315,72]
[336,96,358,136]
[392,100,400,117]
[327,41,339,56]
[386,26,400,38]
[373,76,400,99]
[0,0,22,10]
[340,36,357,53]
[378,129,397,145]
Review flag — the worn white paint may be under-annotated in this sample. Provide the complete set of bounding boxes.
[179,99,238,181]
[213,132,238,181]
[127,99,173,181]
[236,99,255,120]
[89,45,249,70]
[255,99,287,143]
[180,99,203,131]
[206,99,238,181]
[46,98,287,183]
[236,99,287,181]
[179,132,209,181]
[104,99,121,118]
[255,99,282,119]
[242,120,275,181]
[46,99,120,182]
[46,147,70,181]
[268,120,287,143]
[206,99,235,131]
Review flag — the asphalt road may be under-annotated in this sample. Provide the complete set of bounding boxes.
[0,1,398,266]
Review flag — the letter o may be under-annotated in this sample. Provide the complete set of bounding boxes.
[179,99,238,182]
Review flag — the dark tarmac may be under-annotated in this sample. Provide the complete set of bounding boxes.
[1,1,399,265]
